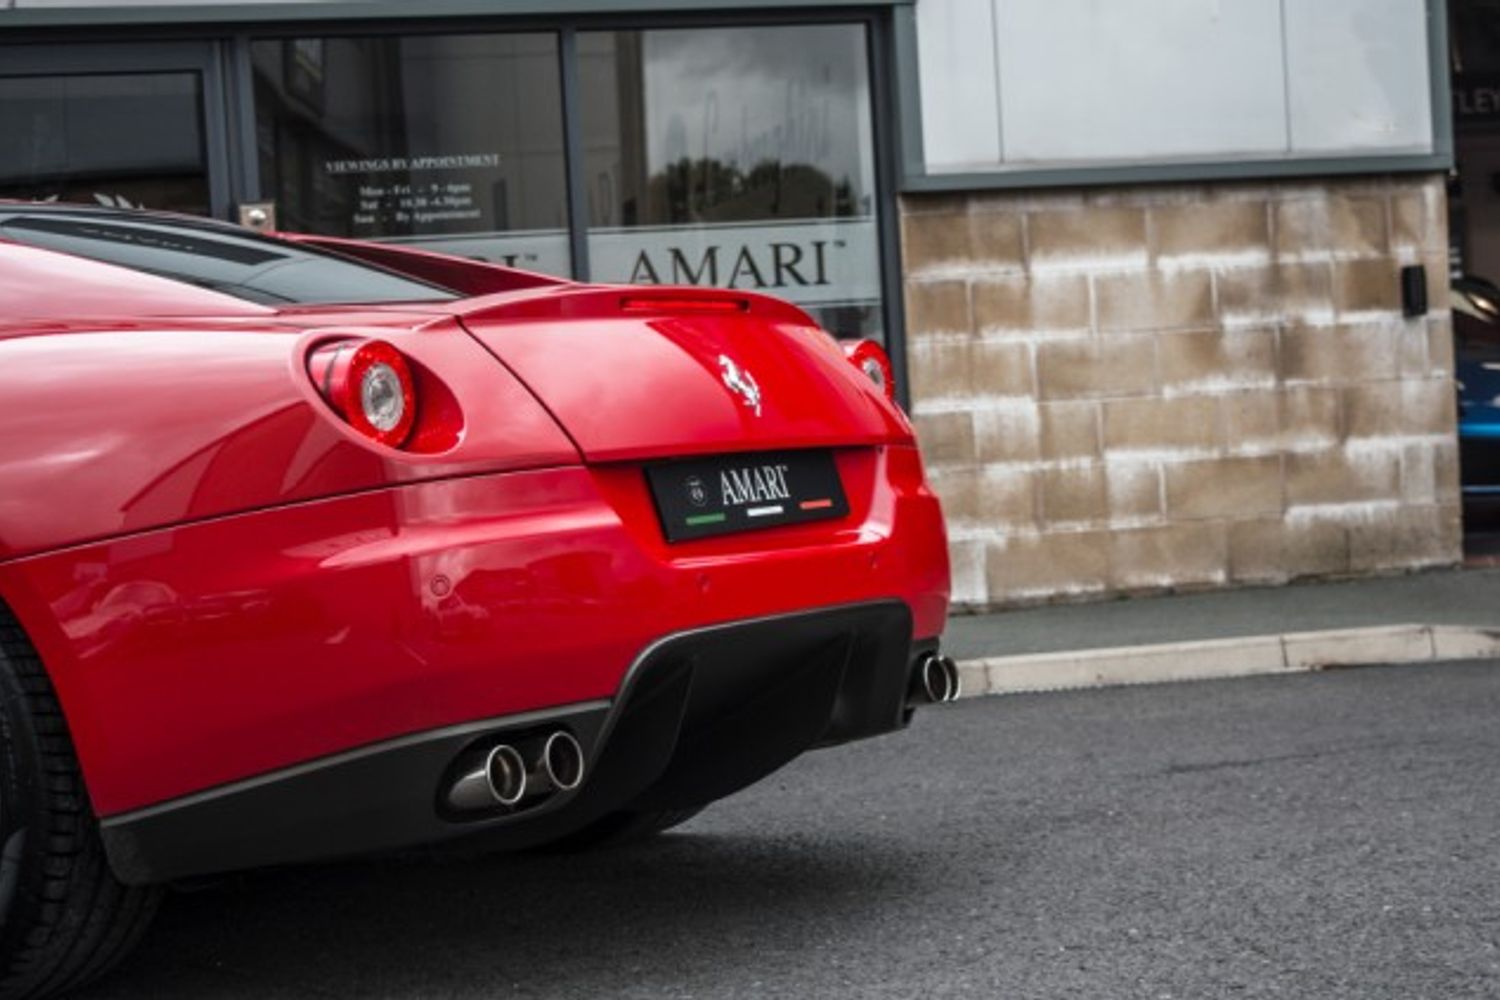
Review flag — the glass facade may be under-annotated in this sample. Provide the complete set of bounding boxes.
[578,25,883,339]
[0,20,890,345]
[249,23,884,338]
[251,34,572,276]
[0,72,209,214]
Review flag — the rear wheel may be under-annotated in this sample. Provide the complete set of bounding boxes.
[0,607,161,1000]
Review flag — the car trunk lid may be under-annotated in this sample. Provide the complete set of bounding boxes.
[455,286,908,463]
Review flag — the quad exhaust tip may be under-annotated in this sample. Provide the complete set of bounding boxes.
[445,729,586,813]
[485,744,528,806]
[912,652,962,705]
[447,743,527,812]
[542,731,585,791]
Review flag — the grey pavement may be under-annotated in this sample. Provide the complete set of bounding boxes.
[945,566,1500,660]
[81,659,1500,999]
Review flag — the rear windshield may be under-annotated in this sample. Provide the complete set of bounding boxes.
[0,211,459,306]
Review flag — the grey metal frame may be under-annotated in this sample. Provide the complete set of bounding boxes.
[557,27,591,281]
[225,35,260,210]
[0,0,909,27]
[891,0,1456,192]
[0,41,235,218]
[865,6,912,407]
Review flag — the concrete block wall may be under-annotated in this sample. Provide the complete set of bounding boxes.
[900,175,1460,609]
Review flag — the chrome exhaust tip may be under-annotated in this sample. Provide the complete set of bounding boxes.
[485,744,528,806]
[446,743,527,811]
[542,730,585,792]
[938,655,962,701]
[909,652,962,706]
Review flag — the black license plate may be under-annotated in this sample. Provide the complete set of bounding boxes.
[646,449,850,542]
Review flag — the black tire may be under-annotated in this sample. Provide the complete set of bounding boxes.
[0,605,161,1000]
[548,806,707,852]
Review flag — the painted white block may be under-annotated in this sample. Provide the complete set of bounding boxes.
[978,634,1286,695]
[957,660,991,698]
[1429,626,1500,661]
[1283,0,1434,153]
[1281,624,1432,669]
[957,625,1500,699]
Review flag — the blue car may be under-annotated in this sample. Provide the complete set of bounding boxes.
[1454,276,1500,510]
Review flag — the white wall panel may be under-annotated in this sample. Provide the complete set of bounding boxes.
[911,0,1440,178]
[916,0,1003,171]
[1284,0,1433,153]
[993,0,1286,164]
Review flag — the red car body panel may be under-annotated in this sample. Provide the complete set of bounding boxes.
[458,288,909,462]
[0,208,951,847]
[0,318,582,561]
[0,446,945,817]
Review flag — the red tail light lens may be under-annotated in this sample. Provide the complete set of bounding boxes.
[308,339,417,448]
[842,339,897,403]
[620,295,749,314]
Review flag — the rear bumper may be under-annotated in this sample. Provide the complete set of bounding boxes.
[0,444,948,819]
[101,601,930,884]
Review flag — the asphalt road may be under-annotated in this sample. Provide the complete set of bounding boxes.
[81,661,1500,999]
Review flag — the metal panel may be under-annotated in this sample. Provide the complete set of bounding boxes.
[559,28,589,281]
[225,35,259,205]
[993,0,1286,163]
[913,0,1000,172]
[903,151,1453,194]
[891,3,926,184]
[869,10,912,409]
[1284,0,1434,153]
[1431,0,1454,161]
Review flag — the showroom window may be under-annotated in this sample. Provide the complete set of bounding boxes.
[247,21,887,340]
[578,24,884,340]
[251,34,572,277]
[0,72,209,215]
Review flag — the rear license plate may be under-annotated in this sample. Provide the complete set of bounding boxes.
[646,449,850,542]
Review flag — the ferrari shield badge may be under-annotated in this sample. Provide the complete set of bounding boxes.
[718,354,762,416]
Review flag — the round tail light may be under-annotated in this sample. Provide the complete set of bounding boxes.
[308,339,417,448]
[842,339,897,403]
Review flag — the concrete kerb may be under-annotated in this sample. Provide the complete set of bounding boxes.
[955,624,1500,697]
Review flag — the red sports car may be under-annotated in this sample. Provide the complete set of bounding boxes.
[0,204,953,998]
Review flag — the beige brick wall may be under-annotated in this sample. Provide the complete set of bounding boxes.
[901,175,1460,609]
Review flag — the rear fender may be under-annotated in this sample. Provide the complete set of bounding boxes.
[0,318,577,561]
